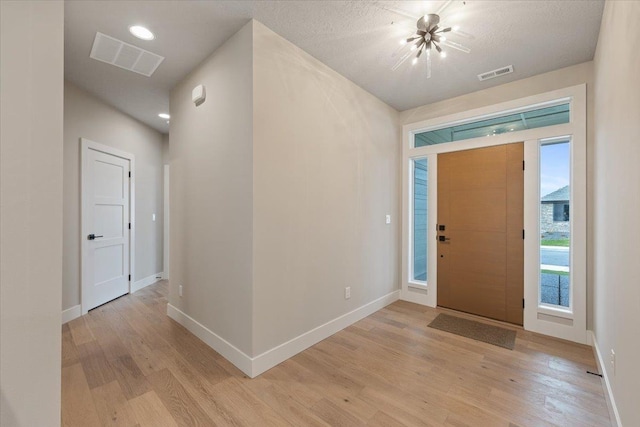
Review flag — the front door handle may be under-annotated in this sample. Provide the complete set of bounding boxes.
[87,234,104,240]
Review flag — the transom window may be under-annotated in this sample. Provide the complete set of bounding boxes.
[414,103,570,147]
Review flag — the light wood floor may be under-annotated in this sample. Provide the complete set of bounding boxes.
[62,281,611,426]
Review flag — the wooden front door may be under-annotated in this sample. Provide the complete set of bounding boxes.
[437,143,524,325]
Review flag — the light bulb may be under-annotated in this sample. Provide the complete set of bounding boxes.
[440,36,447,42]
[440,51,447,58]
[400,39,407,45]
[129,25,155,41]
[411,45,417,51]
[453,25,460,32]
[412,57,418,65]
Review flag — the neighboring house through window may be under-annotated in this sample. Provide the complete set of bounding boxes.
[541,185,570,234]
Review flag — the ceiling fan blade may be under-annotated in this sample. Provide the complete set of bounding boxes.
[441,39,471,53]
[443,26,476,40]
[436,0,454,16]
[391,49,414,71]
[391,31,417,58]
[378,5,420,21]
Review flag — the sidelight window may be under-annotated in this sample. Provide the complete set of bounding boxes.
[539,139,571,308]
[412,158,428,282]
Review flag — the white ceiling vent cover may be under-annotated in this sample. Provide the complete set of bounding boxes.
[478,65,514,82]
[90,32,164,77]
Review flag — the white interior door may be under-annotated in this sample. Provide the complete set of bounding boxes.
[82,144,131,312]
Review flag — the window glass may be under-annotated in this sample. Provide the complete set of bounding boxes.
[413,158,428,282]
[540,140,571,307]
[415,103,570,147]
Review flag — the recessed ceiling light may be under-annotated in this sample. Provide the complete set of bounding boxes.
[158,113,170,119]
[129,25,154,41]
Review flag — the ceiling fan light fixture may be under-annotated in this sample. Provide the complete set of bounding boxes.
[393,10,470,77]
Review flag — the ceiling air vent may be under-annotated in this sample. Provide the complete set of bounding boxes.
[477,65,514,82]
[90,32,164,77]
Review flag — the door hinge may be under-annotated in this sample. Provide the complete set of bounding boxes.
[522,229,525,239]
[128,223,131,230]
[522,160,525,171]
[128,171,131,178]
[128,274,131,281]
[523,298,525,308]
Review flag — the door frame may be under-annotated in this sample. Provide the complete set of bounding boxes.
[163,164,169,281]
[80,138,135,314]
[401,84,587,344]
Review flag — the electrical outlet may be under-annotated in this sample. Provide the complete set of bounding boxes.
[385,214,391,224]
[179,285,183,297]
[345,287,351,299]
[610,349,616,375]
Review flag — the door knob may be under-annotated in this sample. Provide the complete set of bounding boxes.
[87,234,104,240]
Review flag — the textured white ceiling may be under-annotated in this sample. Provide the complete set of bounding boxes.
[64,1,604,134]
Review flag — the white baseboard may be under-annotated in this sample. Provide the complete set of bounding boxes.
[589,330,622,427]
[166,303,253,376]
[251,290,400,377]
[131,272,164,293]
[167,289,400,378]
[62,305,81,324]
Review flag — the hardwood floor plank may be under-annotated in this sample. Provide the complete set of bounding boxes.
[77,340,117,389]
[68,316,96,346]
[85,308,130,361]
[62,363,102,427]
[109,354,152,399]
[145,368,213,426]
[90,380,139,427]
[367,410,409,427]
[241,377,331,427]
[311,398,367,427]
[62,323,80,368]
[61,281,611,427]
[128,391,178,427]
[203,377,292,426]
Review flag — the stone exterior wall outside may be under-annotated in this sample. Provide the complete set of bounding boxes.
[541,203,570,235]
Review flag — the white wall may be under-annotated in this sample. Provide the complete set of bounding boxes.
[252,21,400,355]
[399,62,593,125]
[63,81,165,310]
[592,1,640,425]
[0,1,64,425]
[168,20,400,368]
[168,21,254,355]
[162,133,170,165]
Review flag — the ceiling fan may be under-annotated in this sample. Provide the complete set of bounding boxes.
[387,0,472,77]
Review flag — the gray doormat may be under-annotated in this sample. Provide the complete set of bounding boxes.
[428,313,517,350]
